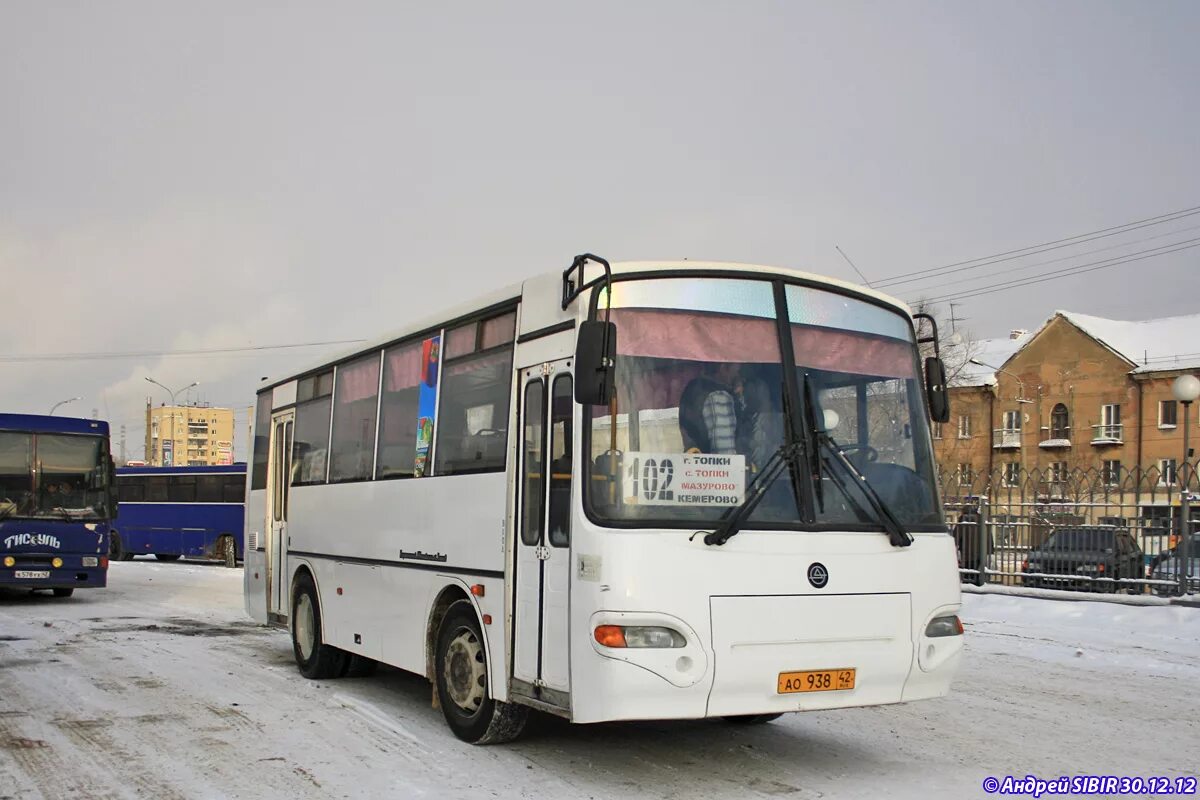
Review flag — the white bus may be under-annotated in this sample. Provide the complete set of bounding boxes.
[244,257,963,743]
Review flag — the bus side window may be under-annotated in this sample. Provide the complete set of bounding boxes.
[145,476,168,503]
[196,475,223,503]
[224,475,246,503]
[117,476,144,502]
[169,475,196,503]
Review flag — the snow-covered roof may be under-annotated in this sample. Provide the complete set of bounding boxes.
[1057,310,1200,374]
[952,333,1030,387]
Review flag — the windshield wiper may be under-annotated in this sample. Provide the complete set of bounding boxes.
[816,433,914,548]
[703,441,806,546]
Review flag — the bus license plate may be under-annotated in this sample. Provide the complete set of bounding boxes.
[778,668,856,694]
[14,570,50,579]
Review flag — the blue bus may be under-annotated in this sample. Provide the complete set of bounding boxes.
[112,464,246,567]
[0,414,115,597]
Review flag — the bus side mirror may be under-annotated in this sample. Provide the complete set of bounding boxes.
[925,356,950,423]
[575,321,617,405]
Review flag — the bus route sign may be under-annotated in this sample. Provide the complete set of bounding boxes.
[622,452,745,506]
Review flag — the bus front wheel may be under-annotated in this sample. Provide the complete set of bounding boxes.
[435,600,527,744]
[109,532,133,561]
[291,573,347,679]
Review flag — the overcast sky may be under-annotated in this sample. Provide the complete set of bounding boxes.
[3,1,1198,459]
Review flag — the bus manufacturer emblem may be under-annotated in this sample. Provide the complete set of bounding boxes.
[807,562,829,589]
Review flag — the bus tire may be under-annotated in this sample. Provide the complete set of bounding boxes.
[52,588,75,598]
[154,554,182,561]
[723,713,783,725]
[435,599,527,744]
[218,535,238,568]
[109,531,131,561]
[342,653,379,678]
[291,573,347,679]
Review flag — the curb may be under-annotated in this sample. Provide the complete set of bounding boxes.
[960,583,1182,606]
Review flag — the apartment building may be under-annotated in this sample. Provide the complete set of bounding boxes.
[935,310,1200,504]
[145,403,236,467]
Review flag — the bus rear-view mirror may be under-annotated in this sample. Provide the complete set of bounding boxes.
[925,356,950,423]
[575,321,617,405]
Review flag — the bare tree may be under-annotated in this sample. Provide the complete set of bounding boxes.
[911,297,981,387]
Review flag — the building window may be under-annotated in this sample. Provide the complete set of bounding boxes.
[957,415,972,439]
[1159,458,1177,486]
[1160,399,1178,428]
[1002,410,1022,433]
[932,422,943,440]
[956,463,974,486]
[1002,462,1020,487]
[1097,404,1122,441]
[1051,460,1070,491]
[1050,403,1069,439]
[1102,459,1122,486]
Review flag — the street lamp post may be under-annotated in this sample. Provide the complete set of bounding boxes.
[968,359,1035,404]
[145,378,199,466]
[48,396,82,415]
[1172,374,1199,596]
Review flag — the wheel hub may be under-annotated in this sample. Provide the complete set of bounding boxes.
[443,627,486,713]
[295,594,315,660]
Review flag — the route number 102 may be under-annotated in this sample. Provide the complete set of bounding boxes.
[626,457,675,502]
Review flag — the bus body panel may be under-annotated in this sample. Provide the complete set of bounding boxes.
[114,465,246,560]
[286,475,507,575]
[244,488,269,622]
[566,525,961,724]
[0,518,109,590]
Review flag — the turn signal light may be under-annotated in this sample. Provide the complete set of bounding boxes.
[594,625,686,648]
[1096,563,1106,573]
[925,615,964,638]
[3,556,14,568]
[594,625,627,648]
[51,557,63,568]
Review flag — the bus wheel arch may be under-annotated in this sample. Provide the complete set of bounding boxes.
[290,566,346,679]
[433,598,527,744]
[425,585,471,683]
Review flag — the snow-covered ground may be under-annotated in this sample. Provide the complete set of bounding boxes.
[1,562,1197,799]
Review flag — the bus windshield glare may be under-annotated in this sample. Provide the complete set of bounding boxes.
[586,277,942,529]
[0,432,112,521]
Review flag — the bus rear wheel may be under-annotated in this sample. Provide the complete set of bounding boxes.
[154,554,182,561]
[109,532,132,561]
[218,535,238,568]
[435,600,527,744]
[291,573,348,679]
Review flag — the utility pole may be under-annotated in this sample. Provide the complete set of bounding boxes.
[120,424,127,464]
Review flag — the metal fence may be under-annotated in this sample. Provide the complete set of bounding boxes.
[939,463,1200,597]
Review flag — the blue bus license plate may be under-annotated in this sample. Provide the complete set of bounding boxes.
[14,570,50,579]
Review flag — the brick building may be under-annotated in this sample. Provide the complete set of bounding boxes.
[935,310,1200,514]
[145,403,236,467]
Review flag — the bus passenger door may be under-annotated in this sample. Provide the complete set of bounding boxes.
[512,360,573,708]
[266,411,294,618]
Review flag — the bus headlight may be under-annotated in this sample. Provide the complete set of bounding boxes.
[3,556,14,567]
[52,557,64,568]
[82,557,99,567]
[924,615,964,638]
[594,625,686,648]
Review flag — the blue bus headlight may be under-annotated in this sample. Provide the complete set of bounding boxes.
[82,557,99,567]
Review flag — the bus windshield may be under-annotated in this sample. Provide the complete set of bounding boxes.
[0,432,112,521]
[586,276,941,530]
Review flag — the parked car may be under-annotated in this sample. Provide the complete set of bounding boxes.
[1147,532,1200,573]
[1149,556,1200,596]
[1022,526,1143,592]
